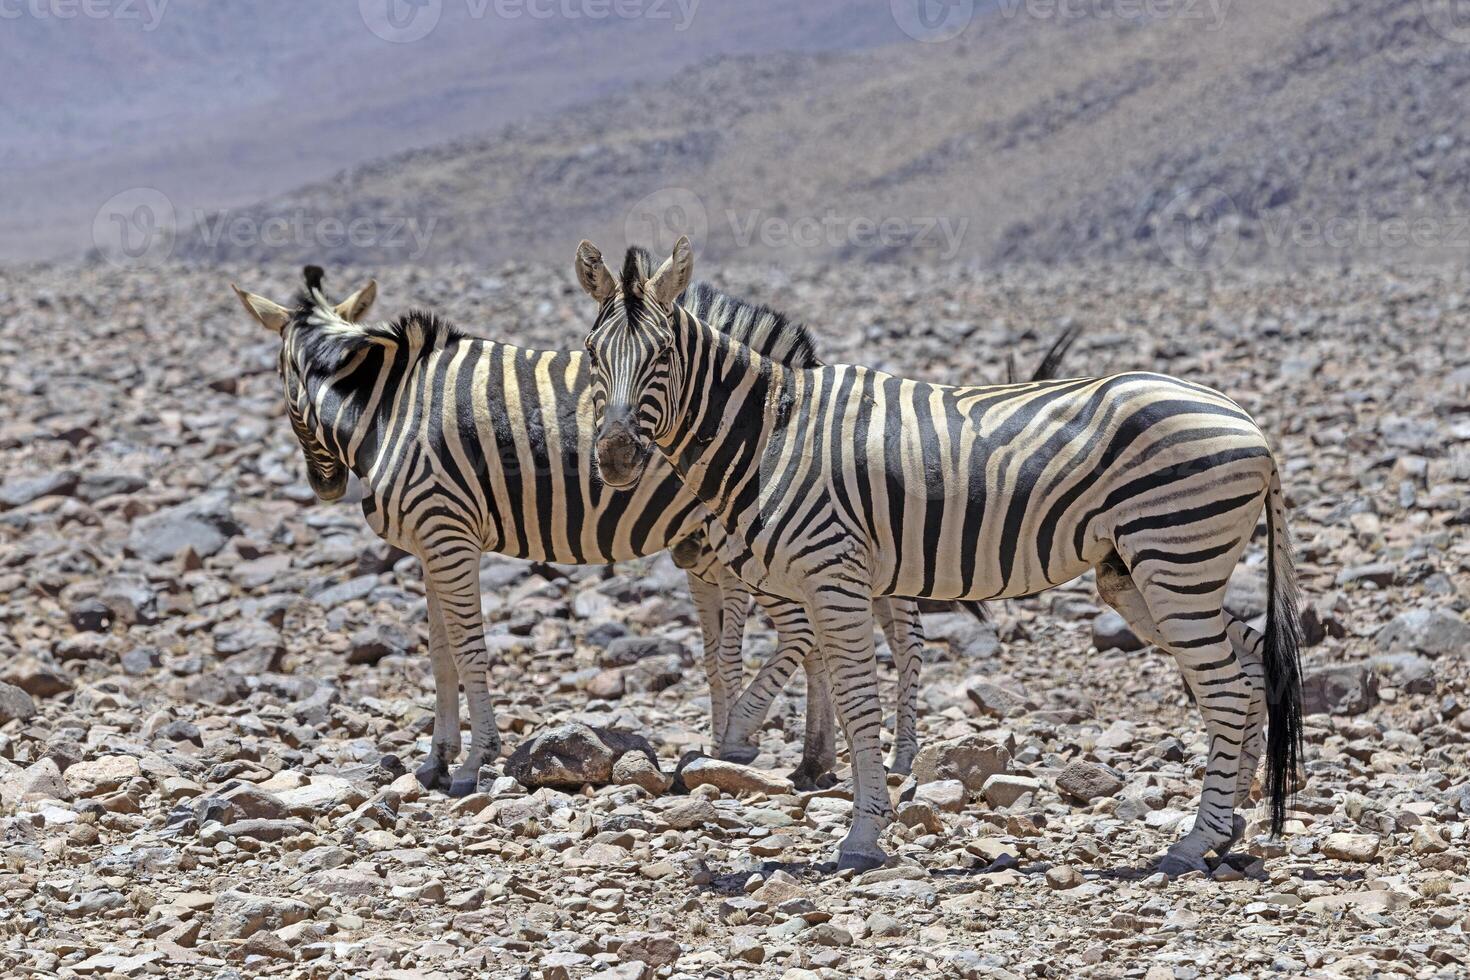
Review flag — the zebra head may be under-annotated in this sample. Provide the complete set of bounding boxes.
[576,236,693,488]
[230,269,377,502]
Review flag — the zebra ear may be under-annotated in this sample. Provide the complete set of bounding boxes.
[334,279,377,322]
[647,235,693,309]
[575,240,615,303]
[231,284,291,334]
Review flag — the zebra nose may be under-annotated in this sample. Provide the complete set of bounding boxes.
[596,421,645,488]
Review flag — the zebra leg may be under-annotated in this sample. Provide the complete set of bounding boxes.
[1225,611,1268,841]
[874,597,924,776]
[792,648,839,791]
[415,588,462,791]
[715,567,752,751]
[720,596,813,764]
[685,571,732,752]
[424,546,501,797]
[810,596,892,872]
[1120,569,1251,876]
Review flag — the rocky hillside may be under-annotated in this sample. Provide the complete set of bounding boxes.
[1,259,1468,974]
[178,0,1470,270]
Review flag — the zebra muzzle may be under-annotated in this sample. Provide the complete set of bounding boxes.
[595,422,648,488]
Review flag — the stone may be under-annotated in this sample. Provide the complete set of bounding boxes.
[600,635,688,666]
[965,681,1036,719]
[0,758,70,807]
[1321,832,1380,863]
[504,723,659,788]
[126,491,240,562]
[981,774,1041,808]
[1302,664,1376,716]
[611,751,672,794]
[662,798,719,830]
[910,734,1010,794]
[896,800,945,833]
[0,470,78,510]
[728,936,766,964]
[1302,889,1414,915]
[64,755,142,798]
[275,775,367,815]
[1055,760,1124,803]
[1045,865,1083,890]
[210,890,313,940]
[0,680,37,724]
[924,612,1001,659]
[913,779,967,813]
[1092,611,1145,652]
[680,757,793,797]
[347,623,417,664]
[619,933,681,968]
[1375,608,1470,657]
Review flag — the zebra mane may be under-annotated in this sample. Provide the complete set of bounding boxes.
[620,246,819,369]
[290,269,461,376]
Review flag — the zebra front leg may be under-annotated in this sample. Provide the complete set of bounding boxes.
[424,543,501,797]
[874,597,924,776]
[685,571,732,752]
[715,568,752,749]
[720,596,813,767]
[810,593,893,872]
[415,589,462,791]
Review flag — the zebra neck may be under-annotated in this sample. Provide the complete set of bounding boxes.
[305,347,394,481]
[662,312,784,521]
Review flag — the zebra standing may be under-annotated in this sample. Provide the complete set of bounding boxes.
[577,237,1303,875]
[230,268,936,793]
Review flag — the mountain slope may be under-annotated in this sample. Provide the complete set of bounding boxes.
[178,0,1470,270]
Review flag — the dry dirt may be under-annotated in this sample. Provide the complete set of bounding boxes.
[1,260,1468,978]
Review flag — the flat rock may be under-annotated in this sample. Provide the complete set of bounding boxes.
[910,733,1010,793]
[210,889,313,940]
[680,757,793,797]
[504,722,659,788]
[1055,760,1124,803]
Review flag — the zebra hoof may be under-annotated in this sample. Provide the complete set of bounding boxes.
[717,744,760,765]
[414,760,450,792]
[1157,852,1209,878]
[836,847,889,874]
[447,777,478,798]
[788,766,838,793]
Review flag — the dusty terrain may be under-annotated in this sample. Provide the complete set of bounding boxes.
[1,260,1468,978]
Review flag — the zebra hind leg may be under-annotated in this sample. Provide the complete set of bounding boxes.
[686,572,733,754]
[415,589,462,792]
[874,597,924,777]
[790,649,839,791]
[1096,554,1252,875]
[1225,611,1268,846]
[720,597,814,766]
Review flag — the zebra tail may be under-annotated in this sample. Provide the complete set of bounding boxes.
[1263,464,1303,837]
[955,600,991,624]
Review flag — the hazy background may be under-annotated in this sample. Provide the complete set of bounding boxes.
[7,0,1470,272]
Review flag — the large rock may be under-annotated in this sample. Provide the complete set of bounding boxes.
[1375,608,1470,658]
[911,734,1011,794]
[924,612,1000,659]
[1055,760,1125,803]
[1302,663,1377,716]
[599,636,688,667]
[275,775,369,815]
[210,890,313,940]
[0,758,70,808]
[0,681,37,724]
[126,491,241,563]
[0,470,78,510]
[965,681,1035,719]
[64,755,143,798]
[680,757,792,797]
[504,723,659,789]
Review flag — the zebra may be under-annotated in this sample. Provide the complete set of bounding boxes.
[576,236,1303,875]
[230,267,993,793]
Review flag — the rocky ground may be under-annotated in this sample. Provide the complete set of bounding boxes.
[1,260,1468,978]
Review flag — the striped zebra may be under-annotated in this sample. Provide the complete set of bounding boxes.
[229,268,962,793]
[577,237,1303,875]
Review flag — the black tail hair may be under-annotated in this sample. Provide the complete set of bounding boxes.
[956,600,992,624]
[1263,468,1303,836]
